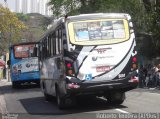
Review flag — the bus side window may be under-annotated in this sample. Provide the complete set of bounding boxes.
[56,30,59,55]
[44,38,47,58]
[58,28,62,54]
[42,47,47,59]
[38,42,42,60]
[46,37,49,58]
[52,33,56,55]
[62,28,67,50]
[48,36,51,57]
[39,50,41,60]
[33,47,37,57]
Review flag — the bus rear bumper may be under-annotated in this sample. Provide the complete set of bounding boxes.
[66,79,138,96]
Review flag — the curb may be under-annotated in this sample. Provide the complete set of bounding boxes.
[0,79,11,82]
[0,89,8,114]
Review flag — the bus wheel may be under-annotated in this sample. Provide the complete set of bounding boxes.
[105,92,125,105]
[12,82,20,88]
[36,81,40,87]
[43,87,52,101]
[56,88,66,109]
[44,92,52,101]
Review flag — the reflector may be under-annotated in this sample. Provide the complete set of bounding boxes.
[68,70,73,75]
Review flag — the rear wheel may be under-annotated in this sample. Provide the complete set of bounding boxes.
[56,87,66,109]
[105,92,125,105]
[12,82,20,88]
[43,83,52,101]
[44,92,52,101]
[56,86,76,109]
[36,81,40,87]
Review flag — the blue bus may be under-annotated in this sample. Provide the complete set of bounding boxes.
[8,42,40,88]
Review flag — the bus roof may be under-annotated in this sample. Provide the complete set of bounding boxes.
[10,42,38,48]
[67,13,131,21]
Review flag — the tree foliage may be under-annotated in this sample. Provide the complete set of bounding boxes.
[48,0,145,33]
[18,13,53,42]
[48,0,160,58]
[0,5,27,54]
[139,0,160,57]
[16,13,30,21]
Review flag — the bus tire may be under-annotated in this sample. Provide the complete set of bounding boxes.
[43,87,52,101]
[12,82,20,88]
[12,82,16,88]
[56,87,66,109]
[106,92,125,105]
[44,92,52,101]
[42,82,52,101]
[36,81,40,87]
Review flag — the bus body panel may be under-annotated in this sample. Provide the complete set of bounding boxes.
[74,35,135,81]
[40,55,65,96]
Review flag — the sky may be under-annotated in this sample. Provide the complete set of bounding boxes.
[0,0,16,11]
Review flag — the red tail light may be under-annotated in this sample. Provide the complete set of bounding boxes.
[131,48,138,70]
[65,62,75,76]
[67,63,71,68]
[132,57,137,62]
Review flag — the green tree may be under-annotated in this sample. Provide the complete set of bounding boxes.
[48,0,160,57]
[139,0,160,57]
[0,5,27,54]
[48,0,80,18]
[16,13,30,21]
[19,13,53,42]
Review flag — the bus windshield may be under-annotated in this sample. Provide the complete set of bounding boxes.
[68,19,129,45]
[14,44,36,58]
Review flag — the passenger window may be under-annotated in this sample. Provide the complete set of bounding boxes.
[52,33,56,55]
[56,30,59,54]
[58,29,62,54]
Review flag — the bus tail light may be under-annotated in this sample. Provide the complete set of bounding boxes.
[131,49,138,70]
[132,57,137,62]
[67,63,72,68]
[65,62,75,76]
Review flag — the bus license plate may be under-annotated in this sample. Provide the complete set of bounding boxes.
[96,66,110,72]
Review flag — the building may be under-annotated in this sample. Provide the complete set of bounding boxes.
[15,0,52,16]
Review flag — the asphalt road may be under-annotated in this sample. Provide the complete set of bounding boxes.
[1,79,160,119]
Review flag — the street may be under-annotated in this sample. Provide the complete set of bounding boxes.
[1,79,160,119]
[1,0,160,119]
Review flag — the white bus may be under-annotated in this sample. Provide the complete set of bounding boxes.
[38,13,138,109]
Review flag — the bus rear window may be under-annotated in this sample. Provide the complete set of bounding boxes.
[14,44,35,58]
[68,19,129,45]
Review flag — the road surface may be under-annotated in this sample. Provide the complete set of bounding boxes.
[1,79,160,119]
